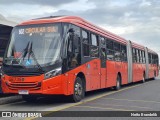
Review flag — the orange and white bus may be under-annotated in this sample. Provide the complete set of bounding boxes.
[1,16,159,102]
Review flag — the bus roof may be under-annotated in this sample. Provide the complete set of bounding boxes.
[131,41,145,50]
[19,16,127,44]
[131,41,157,54]
[148,48,157,54]
[18,16,155,53]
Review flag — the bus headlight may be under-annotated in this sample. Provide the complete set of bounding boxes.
[44,67,62,79]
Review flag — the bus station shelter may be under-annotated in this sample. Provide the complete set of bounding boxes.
[0,15,17,92]
[0,15,17,66]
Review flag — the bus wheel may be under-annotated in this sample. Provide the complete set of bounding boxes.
[115,75,121,90]
[22,95,37,103]
[70,77,84,102]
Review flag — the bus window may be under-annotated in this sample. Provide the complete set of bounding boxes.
[121,45,127,61]
[82,30,89,44]
[91,34,98,46]
[100,48,106,67]
[82,30,89,56]
[154,54,156,64]
[106,39,114,60]
[132,48,136,63]
[107,39,113,50]
[67,25,81,68]
[114,42,121,61]
[156,55,158,65]
[156,55,159,65]
[152,54,154,64]
[136,49,140,63]
[90,34,99,57]
[142,51,146,63]
[100,37,106,47]
[148,53,151,64]
[139,50,142,63]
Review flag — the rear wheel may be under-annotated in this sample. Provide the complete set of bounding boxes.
[115,75,121,90]
[22,95,38,102]
[69,77,85,102]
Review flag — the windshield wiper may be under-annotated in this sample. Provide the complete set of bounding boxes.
[22,42,30,60]
[27,42,44,73]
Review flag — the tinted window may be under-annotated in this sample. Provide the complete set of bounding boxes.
[106,39,113,50]
[90,33,99,57]
[148,53,151,64]
[100,37,106,46]
[82,30,89,44]
[72,25,81,66]
[136,49,140,63]
[121,45,127,61]
[139,50,142,63]
[83,44,89,56]
[142,51,146,63]
[132,48,136,63]
[90,46,99,57]
[114,42,121,61]
[91,34,98,46]
[82,30,89,56]
[100,48,106,67]
[114,42,120,51]
[106,39,114,60]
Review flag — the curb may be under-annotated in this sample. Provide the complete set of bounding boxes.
[0,95,22,105]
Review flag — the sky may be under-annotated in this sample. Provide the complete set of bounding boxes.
[0,0,160,55]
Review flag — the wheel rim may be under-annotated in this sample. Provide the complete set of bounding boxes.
[75,82,83,97]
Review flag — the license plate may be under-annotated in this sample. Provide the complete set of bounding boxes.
[18,90,29,95]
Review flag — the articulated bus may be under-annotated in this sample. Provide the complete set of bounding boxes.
[1,16,159,102]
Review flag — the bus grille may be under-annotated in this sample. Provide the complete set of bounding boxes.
[6,82,41,90]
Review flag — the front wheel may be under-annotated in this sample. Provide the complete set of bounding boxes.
[69,77,85,102]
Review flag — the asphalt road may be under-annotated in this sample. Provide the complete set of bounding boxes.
[0,76,160,120]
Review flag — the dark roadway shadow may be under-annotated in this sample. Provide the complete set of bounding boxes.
[20,78,157,105]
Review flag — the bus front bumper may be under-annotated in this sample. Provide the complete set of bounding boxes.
[1,74,72,96]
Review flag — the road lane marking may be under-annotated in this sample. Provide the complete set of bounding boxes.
[89,103,154,110]
[26,82,150,120]
[46,82,147,112]
[102,98,160,104]
[73,105,135,111]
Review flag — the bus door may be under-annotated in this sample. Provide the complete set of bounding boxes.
[90,34,101,90]
[100,48,106,88]
[99,37,106,89]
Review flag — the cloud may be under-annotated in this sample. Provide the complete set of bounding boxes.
[47,0,160,54]
[0,0,75,7]
[0,0,160,55]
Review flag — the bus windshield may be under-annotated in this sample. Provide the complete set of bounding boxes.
[4,23,62,68]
